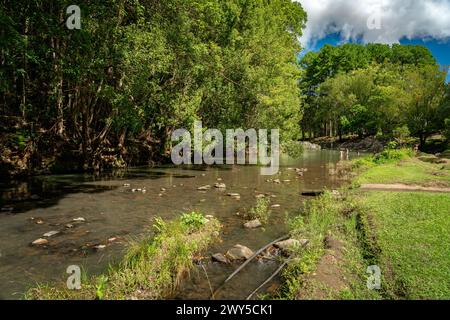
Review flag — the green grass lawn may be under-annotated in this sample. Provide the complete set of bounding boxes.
[283,153,450,300]
[355,158,450,186]
[360,191,450,299]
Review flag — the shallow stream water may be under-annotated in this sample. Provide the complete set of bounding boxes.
[0,150,359,299]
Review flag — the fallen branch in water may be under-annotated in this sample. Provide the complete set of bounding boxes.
[211,234,290,299]
[246,255,294,300]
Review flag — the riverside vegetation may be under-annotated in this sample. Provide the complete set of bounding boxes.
[25,212,221,299]
[276,149,450,300]
[2,1,450,176]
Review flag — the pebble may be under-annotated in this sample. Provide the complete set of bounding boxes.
[214,183,226,189]
[227,193,240,197]
[32,238,49,246]
[226,244,254,261]
[212,253,229,264]
[197,185,211,191]
[65,224,74,229]
[123,183,131,187]
[331,190,341,198]
[244,219,262,229]
[43,231,60,237]
[274,239,309,253]
[73,217,86,222]
[227,193,241,200]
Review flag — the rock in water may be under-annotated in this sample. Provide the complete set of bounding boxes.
[214,183,226,189]
[274,239,309,253]
[226,244,254,261]
[227,193,241,200]
[300,142,321,150]
[212,253,228,264]
[43,231,60,238]
[197,185,211,191]
[244,219,262,229]
[32,238,49,245]
[73,217,86,222]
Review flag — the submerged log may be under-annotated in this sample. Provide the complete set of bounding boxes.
[301,191,324,197]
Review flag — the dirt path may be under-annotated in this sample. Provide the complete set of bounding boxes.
[296,237,347,299]
[360,184,450,193]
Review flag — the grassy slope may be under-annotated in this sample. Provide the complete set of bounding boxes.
[361,191,450,299]
[282,152,450,300]
[26,213,221,300]
[355,158,450,186]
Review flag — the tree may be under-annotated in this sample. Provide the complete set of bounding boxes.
[402,65,447,147]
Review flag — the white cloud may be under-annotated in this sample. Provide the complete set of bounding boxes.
[295,0,450,49]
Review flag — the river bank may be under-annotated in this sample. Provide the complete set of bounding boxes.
[26,212,221,299]
[277,149,450,299]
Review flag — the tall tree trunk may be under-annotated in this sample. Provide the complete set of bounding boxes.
[51,11,65,137]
